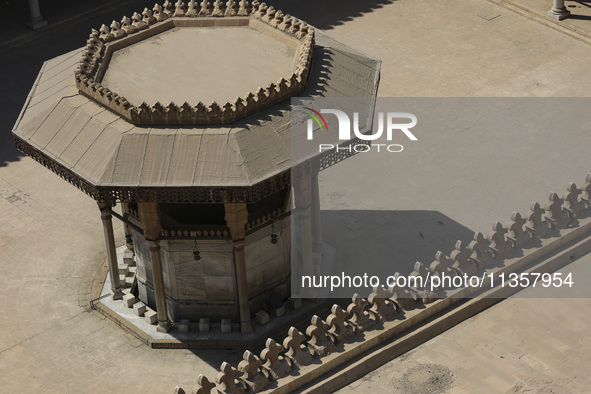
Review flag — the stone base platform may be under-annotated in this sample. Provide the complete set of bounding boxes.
[93,246,333,349]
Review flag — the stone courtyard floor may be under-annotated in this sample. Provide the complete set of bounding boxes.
[0,0,590,392]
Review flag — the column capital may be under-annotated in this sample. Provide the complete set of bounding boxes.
[224,202,248,241]
[138,202,161,242]
[97,201,113,210]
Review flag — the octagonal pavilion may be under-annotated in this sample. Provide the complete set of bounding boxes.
[12,1,380,335]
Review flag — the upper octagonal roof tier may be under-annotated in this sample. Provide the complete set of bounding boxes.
[76,1,314,126]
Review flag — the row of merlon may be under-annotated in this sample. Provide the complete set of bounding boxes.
[173,300,394,394]
[91,1,314,44]
[74,72,310,125]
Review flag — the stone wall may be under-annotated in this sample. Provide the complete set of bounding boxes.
[245,217,291,312]
[132,216,291,322]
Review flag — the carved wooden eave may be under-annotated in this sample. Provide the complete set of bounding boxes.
[14,133,290,204]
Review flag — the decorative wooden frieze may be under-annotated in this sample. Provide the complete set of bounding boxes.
[14,133,291,204]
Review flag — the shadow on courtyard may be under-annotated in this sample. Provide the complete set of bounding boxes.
[321,209,475,274]
[267,0,396,30]
[296,209,476,298]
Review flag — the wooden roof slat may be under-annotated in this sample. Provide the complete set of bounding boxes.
[73,124,123,183]
[45,101,104,155]
[59,111,120,168]
[194,129,246,185]
[110,133,149,185]
[166,131,203,187]
[28,96,86,148]
[26,84,80,113]
[27,74,77,110]
[233,123,288,182]
[139,131,176,186]
[42,48,81,75]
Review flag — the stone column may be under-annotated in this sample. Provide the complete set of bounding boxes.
[138,202,171,333]
[224,202,253,334]
[548,0,570,20]
[294,175,314,282]
[98,202,123,300]
[311,173,322,273]
[121,203,134,252]
[26,0,48,29]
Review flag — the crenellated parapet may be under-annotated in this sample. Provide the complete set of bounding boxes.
[75,1,315,125]
[175,172,591,393]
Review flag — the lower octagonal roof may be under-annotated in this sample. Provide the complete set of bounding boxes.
[12,3,380,204]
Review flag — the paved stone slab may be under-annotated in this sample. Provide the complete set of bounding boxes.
[1,0,591,392]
